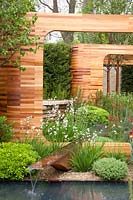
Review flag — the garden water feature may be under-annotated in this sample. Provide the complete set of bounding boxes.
[0,181,129,200]
[28,166,43,195]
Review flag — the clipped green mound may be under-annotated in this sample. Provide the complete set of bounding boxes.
[92,157,128,180]
[75,105,109,127]
[95,136,113,142]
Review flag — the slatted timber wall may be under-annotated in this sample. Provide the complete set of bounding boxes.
[0,12,132,138]
[71,44,133,101]
[0,46,44,139]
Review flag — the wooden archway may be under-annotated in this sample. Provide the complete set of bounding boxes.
[0,13,132,138]
[71,44,133,101]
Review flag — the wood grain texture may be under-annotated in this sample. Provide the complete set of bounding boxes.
[71,44,133,101]
[0,46,43,139]
[27,12,133,33]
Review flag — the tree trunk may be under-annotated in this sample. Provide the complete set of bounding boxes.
[61,32,74,44]
[53,0,58,12]
[60,0,76,44]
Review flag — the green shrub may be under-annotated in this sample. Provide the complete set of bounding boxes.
[25,137,62,158]
[43,103,109,142]
[74,105,109,128]
[0,142,39,180]
[92,157,128,180]
[43,42,72,99]
[105,150,128,163]
[0,116,13,142]
[95,136,113,142]
[70,143,104,172]
[43,102,86,142]
[121,66,133,93]
[96,93,133,121]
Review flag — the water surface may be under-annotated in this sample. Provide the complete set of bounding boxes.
[0,181,129,200]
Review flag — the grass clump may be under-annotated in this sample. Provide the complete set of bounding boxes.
[92,157,128,180]
[26,138,62,158]
[105,150,129,163]
[70,143,104,172]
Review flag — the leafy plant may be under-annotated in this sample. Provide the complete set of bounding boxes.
[43,42,72,99]
[92,157,128,180]
[43,101,82,142]
[96,93,133,121]
[24,137,62,158]
[0,0,39,70]
[70,143,104,172]
[43,118,82,142]
[105,150,129,163]
[95,136,114,142]
[128,177,133,200]
[43,101,98,142]
[0,142,39,180]
[74,105,109,127]
[121,66,133,93]
[0,116,13,142]
[93,92,133,142]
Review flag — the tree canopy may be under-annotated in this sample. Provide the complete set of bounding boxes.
[78,0,133,44]
[0,0,39,69]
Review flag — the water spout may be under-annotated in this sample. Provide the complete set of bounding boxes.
[28,166,43,194]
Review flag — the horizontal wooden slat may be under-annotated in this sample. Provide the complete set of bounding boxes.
[71,44,133,101]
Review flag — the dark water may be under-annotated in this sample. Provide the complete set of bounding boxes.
[0,181,129,200]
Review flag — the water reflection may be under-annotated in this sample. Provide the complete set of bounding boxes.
[0,181,129,200]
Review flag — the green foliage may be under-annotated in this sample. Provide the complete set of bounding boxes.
[121,66,133,93]
[77,0,133,45]
[95,92,133,123]
[106,150,128,163]
[43,102,98,142]
[70,143,104,172]
[0,116,13,142]
[0,0,39,69]
[91,0,132,14]
[107,120,132,142]
[43,116,83,142]
[92,157,128,180]
[93,93,133,142]
[128,177,133,200]
[74,105,109,127]
[96,93,133,118]
[43,100,81,142]
[43,42,72,99]
[0,142,39,180]
[24,137,62,158]
[95,136,113,142]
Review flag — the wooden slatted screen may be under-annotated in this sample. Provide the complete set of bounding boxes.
[71,44,133,101]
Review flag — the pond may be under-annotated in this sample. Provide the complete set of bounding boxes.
[0,181,129,200]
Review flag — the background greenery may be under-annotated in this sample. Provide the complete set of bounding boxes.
[43,42,72,99]
[121,66,133,93]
